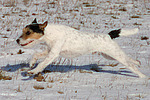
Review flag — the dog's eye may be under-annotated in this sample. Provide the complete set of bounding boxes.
[26,31,31,35]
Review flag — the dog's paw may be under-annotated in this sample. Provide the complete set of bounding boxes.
[24,72,34,76]
[26,69,42,76]
[25,70,37,76]
[27,71,34,76]
[29,59,37,69]
[139,74,147,78]
[29,63,35,69]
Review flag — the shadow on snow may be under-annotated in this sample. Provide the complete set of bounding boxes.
[0,63,138,80]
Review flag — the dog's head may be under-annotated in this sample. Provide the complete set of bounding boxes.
[16,18,48,47]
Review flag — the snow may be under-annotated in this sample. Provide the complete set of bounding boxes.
[0,0,150,100]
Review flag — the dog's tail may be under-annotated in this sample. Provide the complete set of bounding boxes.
[108,28,139,39]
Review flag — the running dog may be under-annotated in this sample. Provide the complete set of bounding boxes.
[16,18,146,78]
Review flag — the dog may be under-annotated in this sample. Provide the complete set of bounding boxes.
[16,18,146,78]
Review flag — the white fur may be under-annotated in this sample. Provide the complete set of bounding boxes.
[26,24,146,78]
[120,28,139,36]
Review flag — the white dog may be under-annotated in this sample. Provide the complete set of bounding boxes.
[16,18,146,78]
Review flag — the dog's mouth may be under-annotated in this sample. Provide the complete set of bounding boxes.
[20,40,34,46]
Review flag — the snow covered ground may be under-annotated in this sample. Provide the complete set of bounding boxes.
[0,0,150,99]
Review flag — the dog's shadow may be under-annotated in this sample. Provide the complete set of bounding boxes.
[1,63,138,80]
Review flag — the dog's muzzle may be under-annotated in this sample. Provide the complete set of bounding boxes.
[16,38,34,46]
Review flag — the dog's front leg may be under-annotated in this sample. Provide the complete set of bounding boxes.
[29,49,49,68]
[27,50,59,75]
[27,40,64,75]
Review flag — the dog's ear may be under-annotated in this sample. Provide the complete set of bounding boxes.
[32,18,37,24]
[39,21,48,30]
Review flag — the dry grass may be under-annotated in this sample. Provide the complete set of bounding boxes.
[0,70,12,80]
[57,91,64,94]
[141,36,149,40]
[17,49,25,54]
[130,15,141,18]
[33,85,45,90]
[118,7,127,12]
[105,63,119,67]
[2,0,17,7]
[133,22,142,26]
[79,69,93,74]
[15,85,22,92]
[33,73,47,82]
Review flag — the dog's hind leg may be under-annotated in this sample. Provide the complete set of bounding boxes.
[127,63,146,78]
[101,53,115,60]
[100,40,146,78]
[101,53,140,66]
[128,57,141,66]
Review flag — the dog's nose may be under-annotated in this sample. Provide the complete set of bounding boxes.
[16,39,20,44]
